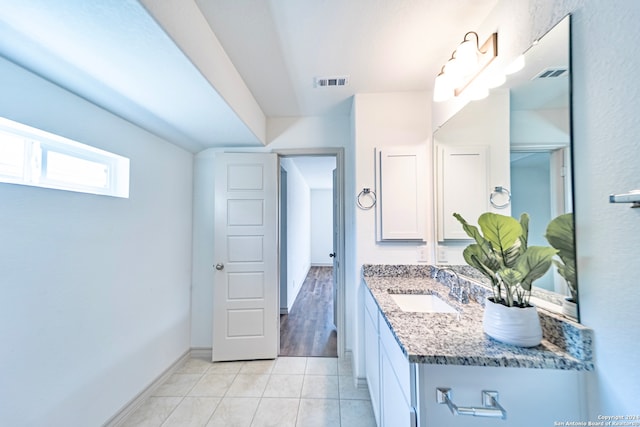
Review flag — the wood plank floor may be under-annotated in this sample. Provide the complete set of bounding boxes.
[280,266,337,357]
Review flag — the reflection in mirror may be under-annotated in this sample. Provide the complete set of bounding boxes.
[433,16,577,320]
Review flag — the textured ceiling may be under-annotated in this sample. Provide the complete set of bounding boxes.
[0,0,501,150]
[196,0,499,116]
[0,0,263,152]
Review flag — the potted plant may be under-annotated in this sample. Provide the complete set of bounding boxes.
[545,213,578,319]
[453,212,557,347]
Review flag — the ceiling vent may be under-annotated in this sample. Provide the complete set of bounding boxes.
[314,75,349,88]
[533,67,568,80]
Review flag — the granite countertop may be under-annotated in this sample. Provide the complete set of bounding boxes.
[363,265,594,371]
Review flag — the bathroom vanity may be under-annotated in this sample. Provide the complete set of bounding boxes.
[362,264,593,427]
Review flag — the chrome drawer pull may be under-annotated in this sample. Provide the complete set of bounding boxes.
[436,387,507,419]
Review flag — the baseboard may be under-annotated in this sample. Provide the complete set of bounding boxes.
[190,347,212,360]
[355,375,368,389]
[343,350,367,389]
[103,349,192,427]
[280,307,288,315]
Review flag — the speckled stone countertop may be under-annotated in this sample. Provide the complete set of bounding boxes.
[363,264,594,371]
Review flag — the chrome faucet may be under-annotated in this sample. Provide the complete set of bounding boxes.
[435,267,469,304]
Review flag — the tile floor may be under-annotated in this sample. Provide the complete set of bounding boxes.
[119,356,376,427]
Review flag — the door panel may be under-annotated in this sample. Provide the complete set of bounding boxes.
[227,272,264,299]
[213,153,278,362]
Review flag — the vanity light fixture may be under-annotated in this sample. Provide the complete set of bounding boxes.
[433,31,499,102]
[505,54,525,75]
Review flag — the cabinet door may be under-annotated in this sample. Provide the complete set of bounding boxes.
[437,145,488,240]
[376,146,427,241]
[364,295,380,426]
[380,343,413,427]
[378,308,413,427]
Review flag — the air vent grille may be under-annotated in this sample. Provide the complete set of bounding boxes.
[533,67,568,79]
[314,75,350,88]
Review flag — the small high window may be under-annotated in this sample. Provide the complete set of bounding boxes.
[0,117,129,198]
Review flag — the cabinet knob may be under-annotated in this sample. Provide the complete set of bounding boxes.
[215,263,224,271]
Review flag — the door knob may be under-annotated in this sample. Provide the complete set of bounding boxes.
[215,263,224,270]
[329,253,336,258]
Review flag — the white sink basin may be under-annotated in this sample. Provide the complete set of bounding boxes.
[390,294,457,313]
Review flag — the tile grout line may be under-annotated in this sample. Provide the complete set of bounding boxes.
[159,363,209,427]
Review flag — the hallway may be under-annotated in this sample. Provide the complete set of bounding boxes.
[280,267,337,357]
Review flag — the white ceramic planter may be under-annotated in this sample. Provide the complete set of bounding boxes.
[483,298,543,347]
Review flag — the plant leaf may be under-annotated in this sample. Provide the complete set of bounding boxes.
[545,213,575,261]
[477,213,522,265]
[463,244,498,282]
[516,246,558,290]
[498,268,523,288]
[518,212,530,253]
[545,213,577,295]
[453,213,487,245]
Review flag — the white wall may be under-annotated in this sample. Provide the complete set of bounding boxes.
[281,158,312,310]
[353,92,433,264]
[351,91,432,378]
[570,0,640,415]
[511,108,570,145]
[190,151,216,348]
[433,0,640,415]
[0,57,193,426]
[311,189,333,266]
[267,116,350,149]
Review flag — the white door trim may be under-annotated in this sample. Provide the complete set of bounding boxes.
[274,148,346,359]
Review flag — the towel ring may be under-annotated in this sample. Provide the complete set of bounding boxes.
[490,186,511,209]
[357,188,376,210]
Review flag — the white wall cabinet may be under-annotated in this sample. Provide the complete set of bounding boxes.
[416,364,587,427]
[436,145,488,240]
[364,287,415,427]
[376,147,427,241]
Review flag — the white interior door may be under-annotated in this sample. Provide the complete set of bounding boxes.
[212,153,278,362]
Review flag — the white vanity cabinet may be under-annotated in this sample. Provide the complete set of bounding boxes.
[364,286,381,426]
[416,364,587,427]
[364,287,415,427]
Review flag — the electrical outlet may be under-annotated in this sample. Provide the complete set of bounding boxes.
[417,245,429,262]
[437,246,448,263]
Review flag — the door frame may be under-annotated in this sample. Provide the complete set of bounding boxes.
[510,144,571,294]
[274,147,346,358]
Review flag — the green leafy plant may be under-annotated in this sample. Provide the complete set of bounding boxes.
[453,212,558,307]
[545,213,577,302]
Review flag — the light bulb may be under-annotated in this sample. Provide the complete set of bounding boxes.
[433,71,452,103]
[456,39,479,71]
[443,57,463,89]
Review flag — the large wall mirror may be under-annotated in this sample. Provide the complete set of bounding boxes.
[434,16,577,320]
